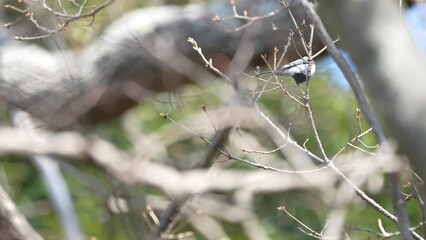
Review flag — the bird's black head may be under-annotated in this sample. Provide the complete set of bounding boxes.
[292,73,307,84]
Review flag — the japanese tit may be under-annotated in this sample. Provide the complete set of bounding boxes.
[257,56,316,84]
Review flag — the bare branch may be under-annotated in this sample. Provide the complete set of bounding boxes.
[5,0,115,40]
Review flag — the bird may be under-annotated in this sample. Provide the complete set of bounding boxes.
[256,56,316,84]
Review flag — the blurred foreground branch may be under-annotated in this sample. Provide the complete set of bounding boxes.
[0,126,340,197]
[0,184,43,240]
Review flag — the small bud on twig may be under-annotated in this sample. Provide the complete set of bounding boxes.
[160,113,169,119]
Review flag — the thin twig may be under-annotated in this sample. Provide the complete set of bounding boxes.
[202,105,218,133]
[253,102,324,163]
[304,100,328,160]
[410,169,426,238]
[278,206,325,238]
[283,12,322,162]
[332,128,374,160]
[214,0,288,31]
[7,0,115,40]
[356,139,379,149]
[229,154,329,173]
[188,38,239,90]
[258,55,304,105]
[242,125,291,154]
[346,222,426,239]
[283,1,310,56]
[347,143,377,155]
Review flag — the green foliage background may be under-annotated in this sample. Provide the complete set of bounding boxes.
[1,0,421,239]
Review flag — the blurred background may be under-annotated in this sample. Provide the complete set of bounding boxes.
[0,0,425,239]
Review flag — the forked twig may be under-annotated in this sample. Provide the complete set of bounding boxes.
[5,0,115,40]
[153,121,232,237]
[213,0,288,32]
[278,206,326,239]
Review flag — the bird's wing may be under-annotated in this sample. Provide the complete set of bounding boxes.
[281,59,305,69]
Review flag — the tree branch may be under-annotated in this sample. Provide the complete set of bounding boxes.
[0,184,43,240]
[297,1,416,239]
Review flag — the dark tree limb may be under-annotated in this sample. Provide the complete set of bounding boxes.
[316,0,426,187]
[153,127,232,238]
[298,0,426,239]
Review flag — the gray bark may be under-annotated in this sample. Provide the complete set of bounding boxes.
[318,0,426,194]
